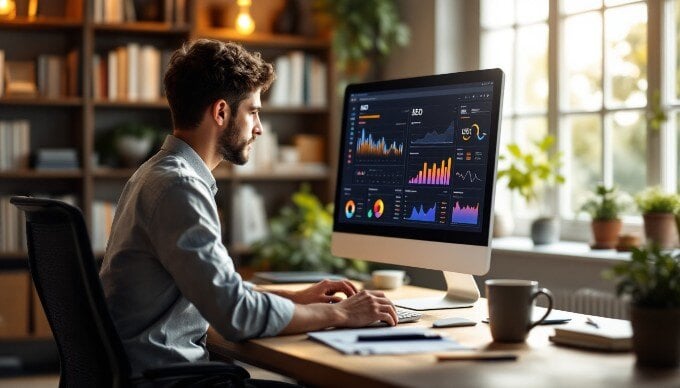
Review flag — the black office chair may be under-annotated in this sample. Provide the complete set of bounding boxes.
[11,196,251,388]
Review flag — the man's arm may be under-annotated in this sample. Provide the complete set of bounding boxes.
[254,279,359,304]
[279,290,398,334]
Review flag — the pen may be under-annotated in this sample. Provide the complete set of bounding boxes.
[437,352,518,362]
[586,317,599,329]
[356,333,443,342]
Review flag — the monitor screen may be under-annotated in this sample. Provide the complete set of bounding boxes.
[331,69,504,276]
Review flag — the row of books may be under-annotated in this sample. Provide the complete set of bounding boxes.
[0,120,30,171]
[231,185,267,247]
[93,0,187,24]
[267,51,328,108]
[0,196,26,253]
[0,50,79,98]
[91,200,117,252]
[92,44,172,101]
[0,195,76,253]
[34,148,79,170]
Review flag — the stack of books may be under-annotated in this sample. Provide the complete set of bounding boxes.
[33,148,79,170]
[549,316,632,351]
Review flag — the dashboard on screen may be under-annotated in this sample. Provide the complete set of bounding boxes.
[333,71,503,247]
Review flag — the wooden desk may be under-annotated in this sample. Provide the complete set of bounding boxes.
[207,284,680,388]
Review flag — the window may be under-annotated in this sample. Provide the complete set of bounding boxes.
[480,0,673,230]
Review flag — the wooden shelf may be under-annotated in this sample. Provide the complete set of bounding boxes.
[263,105,329,114]
[0,169,83,179]
[0,17,82,31]
[93,99,169,109]
[92,168,137,179]
[0,252,27,259]
[0,97,83,107]
[93,22,190,35]
[232,168,330,181]
[196,29,330,49]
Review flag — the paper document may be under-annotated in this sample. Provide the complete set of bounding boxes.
[308,327,470,355]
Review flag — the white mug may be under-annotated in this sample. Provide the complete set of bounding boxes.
[371,270,410,290]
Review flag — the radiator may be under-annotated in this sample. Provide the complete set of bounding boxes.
[536,288,630,320]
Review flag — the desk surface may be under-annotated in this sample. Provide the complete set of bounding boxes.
[207,284,680,388]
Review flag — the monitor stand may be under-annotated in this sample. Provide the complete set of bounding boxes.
[395,271,480,311]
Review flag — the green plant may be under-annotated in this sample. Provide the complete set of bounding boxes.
[496,135,565,204]
[314,0,410,76]
[605,245,680,308]
[114,123,156,139]
[580,184,633,221]
[251,185,368,277]
[646,90,668,131]
[635,186,680,214]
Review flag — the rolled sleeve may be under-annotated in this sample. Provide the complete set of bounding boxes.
[149,178,294,341]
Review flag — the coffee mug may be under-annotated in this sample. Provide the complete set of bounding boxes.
[371,270,410,290]
[485,279,553,342]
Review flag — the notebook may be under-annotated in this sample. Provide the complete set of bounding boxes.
[549,316,632,351]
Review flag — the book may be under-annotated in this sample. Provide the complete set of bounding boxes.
[549,316,632,351]
[0,50,4,98]
[5,61,38,97]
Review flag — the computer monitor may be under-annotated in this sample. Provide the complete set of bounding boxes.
[331,69,504,311]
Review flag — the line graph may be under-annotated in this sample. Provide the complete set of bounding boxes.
[454,169,484,183]
[411,122,455,145]
[356,129,404,158]
[451,201,479,225]
[404,203,437,222]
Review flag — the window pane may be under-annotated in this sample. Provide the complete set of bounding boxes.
[512,117,548,218]
[481,0,514,28]
[566,115,602,215]
[605,0,640,6]
[516,24,549,113]
[610,111,646,196]
[678,113,680,193]
[675,0,680,101]
[605,4,647,108]
[481,29,514,115]
[564,12,603,111]
[562,0,602,15]
[516,0,549,23]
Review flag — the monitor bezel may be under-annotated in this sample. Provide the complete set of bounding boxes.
[332,69,504,247]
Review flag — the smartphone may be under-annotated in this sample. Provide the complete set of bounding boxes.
[432,317,477,328]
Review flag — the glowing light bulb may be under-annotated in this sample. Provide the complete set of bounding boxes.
[0,0,16,19]
[234,0,255,35]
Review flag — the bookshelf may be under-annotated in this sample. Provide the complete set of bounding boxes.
[0,0,336,340]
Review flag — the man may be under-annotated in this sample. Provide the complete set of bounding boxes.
[100,39,398,380]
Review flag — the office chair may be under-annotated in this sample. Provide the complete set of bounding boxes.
[11,196,250,388]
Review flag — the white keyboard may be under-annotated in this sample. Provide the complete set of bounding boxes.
[368,307,422,327]
[397,307,422,323]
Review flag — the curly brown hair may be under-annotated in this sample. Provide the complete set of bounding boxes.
[163,39,275,130]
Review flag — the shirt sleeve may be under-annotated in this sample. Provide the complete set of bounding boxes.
[147,177,294,341]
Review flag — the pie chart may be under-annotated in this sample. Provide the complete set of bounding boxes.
[373,199,384,219]
[344,200,356,218]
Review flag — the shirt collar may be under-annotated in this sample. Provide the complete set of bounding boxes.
[161,135,218,195]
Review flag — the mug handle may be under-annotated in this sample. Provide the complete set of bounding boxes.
[403,274,411,286]
[528,288,553,330]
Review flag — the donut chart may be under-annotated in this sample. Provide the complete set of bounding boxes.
[344,200,356,218]
[373,199,384,219]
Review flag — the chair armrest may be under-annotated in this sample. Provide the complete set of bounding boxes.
[142,361,250,380]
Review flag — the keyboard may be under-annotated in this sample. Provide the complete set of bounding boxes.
[368,307,422,327]
[397,307,422,323]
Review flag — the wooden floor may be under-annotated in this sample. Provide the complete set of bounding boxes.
[0,363,293,387]
[0,375,58,388]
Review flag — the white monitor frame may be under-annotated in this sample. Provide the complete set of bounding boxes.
[331,69,504,311]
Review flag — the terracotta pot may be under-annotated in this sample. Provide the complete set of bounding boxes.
[642,213,679,249]
[591,219,622,249]
[631,306,680,367]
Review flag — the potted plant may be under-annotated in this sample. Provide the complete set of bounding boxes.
[635,187,680,249]
[497,134,565,245]
[580,184,633,249]
[314,0,410,82]
[251,185,368,277]
[605,245,680,367]
[113,123,158,167]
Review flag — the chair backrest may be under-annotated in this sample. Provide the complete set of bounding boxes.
[11,196,131,388]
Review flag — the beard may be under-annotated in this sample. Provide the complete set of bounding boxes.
[217,117,254,165]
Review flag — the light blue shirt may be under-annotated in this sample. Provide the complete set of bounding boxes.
[100,135,294,377]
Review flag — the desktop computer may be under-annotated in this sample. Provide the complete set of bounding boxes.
[331,69,504,311]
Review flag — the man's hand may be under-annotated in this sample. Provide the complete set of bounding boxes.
[335,290,398,327]
[287,279,358,304]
